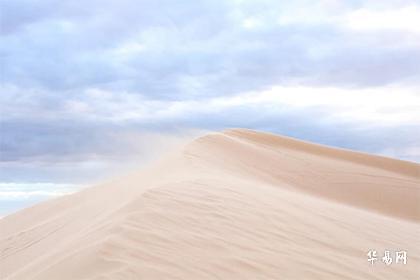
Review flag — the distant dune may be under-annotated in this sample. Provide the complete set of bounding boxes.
[1,129,419,279]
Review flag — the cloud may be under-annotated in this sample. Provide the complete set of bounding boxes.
[344,5,420,33]
[2,84,419,169]
[0,0,419,194]
[2,83,419,126]
[0,182,80,200]
[2,0,420,96]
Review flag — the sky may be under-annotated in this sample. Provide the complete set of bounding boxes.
[1,0,420,214]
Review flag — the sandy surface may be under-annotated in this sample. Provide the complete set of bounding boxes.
[1,129,419,279]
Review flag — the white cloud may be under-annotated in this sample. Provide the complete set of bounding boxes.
[111,41,146,58]
[0,183,82,200]
[274,2,420,35]
[3,81,419,128]
[242,17,262,29]
[197,85,420,126]
[57,85,420,127]
[344,5,420,33]
[266,86,420,124]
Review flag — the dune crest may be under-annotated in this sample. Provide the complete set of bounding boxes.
[1,129,419,279]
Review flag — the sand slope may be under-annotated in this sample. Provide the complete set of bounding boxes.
[1,129,419,279]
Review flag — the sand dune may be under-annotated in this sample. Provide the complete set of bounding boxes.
[1,129,419,279]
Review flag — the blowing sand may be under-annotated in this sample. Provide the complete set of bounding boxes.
[1,129,419,279]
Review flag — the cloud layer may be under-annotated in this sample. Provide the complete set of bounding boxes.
[1,0,420,189]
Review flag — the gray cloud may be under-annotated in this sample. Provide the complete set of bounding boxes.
[2,0,420,97]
